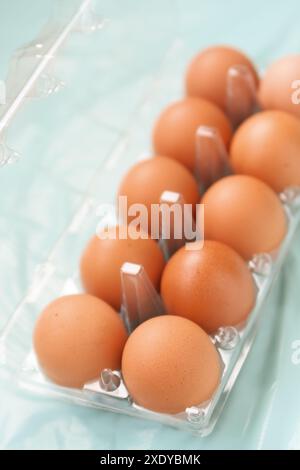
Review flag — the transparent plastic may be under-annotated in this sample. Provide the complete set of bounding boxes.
[226,64,258,128]
[0,0,102,165]
[159,191,190,257]
[120,262,165,333]
[195,126,231,191]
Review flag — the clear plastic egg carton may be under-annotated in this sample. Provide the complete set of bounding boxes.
[0,183,299,436]
[1,3,300,436]
[1,109,299,436]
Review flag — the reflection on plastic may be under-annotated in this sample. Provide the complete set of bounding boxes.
[99,369,121,392]
[74,5,105,33]
[226,64,257,128]
[280,186,300,210]
[186,406,206,424]
[195,126,231,192]
[214,326,240,350]
[159,190,189,258]
[52,0,104,34]
[6,38,65,101]
[120,262,165,333]
[0,138,20,166]
[249,253,274,277]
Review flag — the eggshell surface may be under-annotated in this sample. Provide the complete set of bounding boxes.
[259,54,300,118]
[230,110,300,192]
[122,315,221,414]
[80,226,165,310]
[152,97,232,172]
[161,240,256,333]
[202,175,287,259]
[33,294,128,388]
[118,156,199,233]
[186,45,259,111]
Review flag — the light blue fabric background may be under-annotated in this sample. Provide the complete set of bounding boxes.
[0,0,300,449]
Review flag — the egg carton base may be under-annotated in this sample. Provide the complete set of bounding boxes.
[15,206,299,435]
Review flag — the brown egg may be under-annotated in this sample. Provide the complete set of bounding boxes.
[230,110,300,192]
[118,156,199,233]
[259,54,300,118]
[80,226,165,310]
[33,294,127,388]
[152,97,232,172]
[122,315,221,414]
[202,175,287,260]
[186,45,259,112]
[161,240,256,333]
